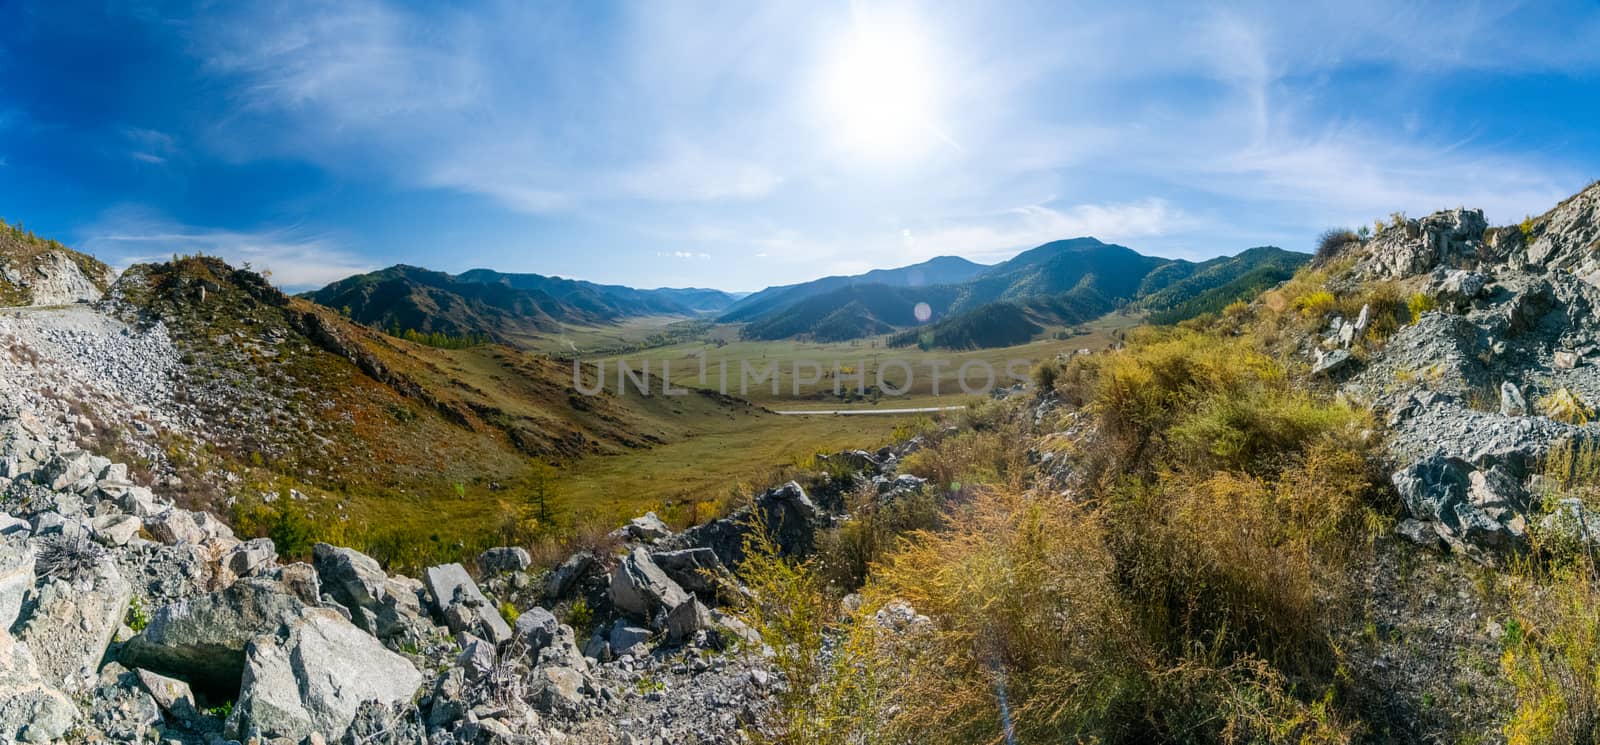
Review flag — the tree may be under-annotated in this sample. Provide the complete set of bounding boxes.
[527,462,557,526]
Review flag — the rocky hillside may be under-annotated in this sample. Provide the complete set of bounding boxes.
[0,219,116,307]
[1,328,931,742]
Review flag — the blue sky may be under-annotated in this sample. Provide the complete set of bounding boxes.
[3,1,1599,292]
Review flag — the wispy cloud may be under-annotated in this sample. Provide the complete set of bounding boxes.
[79,207,374,291]
[122,127,179,165]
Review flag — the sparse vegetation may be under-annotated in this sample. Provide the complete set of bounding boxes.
[1315,227,1360,265]
[1409,292,1439,323]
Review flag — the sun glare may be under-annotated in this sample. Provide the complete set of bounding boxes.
[819,19,942,162]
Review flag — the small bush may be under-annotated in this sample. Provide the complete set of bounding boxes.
[1315,228,1359,265]
[128,596,150,632]
[1294,290,1337,318]
[565,597,594,632]
[1407,292,1439,323]
[1542,388,1595,425]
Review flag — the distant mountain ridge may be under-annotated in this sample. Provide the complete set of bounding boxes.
[734,239,1309,348]
[719,255,988,323]
[305,265,737,346]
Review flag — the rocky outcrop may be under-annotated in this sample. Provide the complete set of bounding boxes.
[669,480,827,568]
[0,248,116,308]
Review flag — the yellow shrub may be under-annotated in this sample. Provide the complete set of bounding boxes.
[1294,290,1337,318]
[1407,292,1438,323]
[1542,388,1595,425]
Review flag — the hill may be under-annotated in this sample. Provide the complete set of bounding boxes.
[1134,245,1308,322]
[457,268,736,314]
[740,283,964,342]
[306,265,734,348]
[719,255,987,323]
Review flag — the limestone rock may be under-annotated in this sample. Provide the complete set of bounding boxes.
[609,547,691,624]
[0,630,78,744]
[119,577,308,692]
[230,607,423,742]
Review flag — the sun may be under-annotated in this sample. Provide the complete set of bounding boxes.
[818,18,942,162]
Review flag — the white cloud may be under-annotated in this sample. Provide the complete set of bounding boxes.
[79,207,374,291]
[123,127,179,165]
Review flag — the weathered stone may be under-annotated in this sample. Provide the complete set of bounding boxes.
[90,513,142,546]
[223,537,277,578]
[120,577,308,693]
[514,606,560,653]
[1555,350,1581,369]
[609,547,691,624]
[0,630,78,744]
[623,512,673,542]
[134,668,200,724]
[1312,349,1354,377]
[143,509,205,546]
[0,538,33,629]
[229,607,423,742]
[476,546,532,575]
[608,621,652,656]
[652,547,729,596]
[531,665,588,714]
[423,563,512,644]
[665,597,711,644]
[16,560,132,692]
[671,481,826,568]
[544,551,594,600]
[1500,382,1528,417]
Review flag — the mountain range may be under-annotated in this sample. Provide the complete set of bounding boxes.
[302,241,1307,350]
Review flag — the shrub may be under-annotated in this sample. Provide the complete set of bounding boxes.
[1294,290,1338,318]
[737,511,888,745]
[1315,228,1359,265]
[1521,215,1537,240]
[35,533,108,585]
[1541,388,1595,425]
[498,601,520,624]
[1407,292,1438,323]
[127,596,150,632]
[816,483,944,591]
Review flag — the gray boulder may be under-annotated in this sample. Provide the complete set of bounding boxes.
[143,509,205,546]
[223,537,277,578]
[652,547,730,596]
[17,559,132,692]
[1392,455,1528,556]
[1500,382,1528,417]
[0,537,33,629]
[476,546,532,575]
[134,668,200,724]
[423,563,512,644]
[623,512,673,543]
[544,551,594,600]
[608,620,652,656]
[120,577,308,692]
[665,597,711,643]
[230,607,423,742]
[90,513,141,547]
[514,606,560,653]
[609,547,691,624]
[670,481,827,568]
